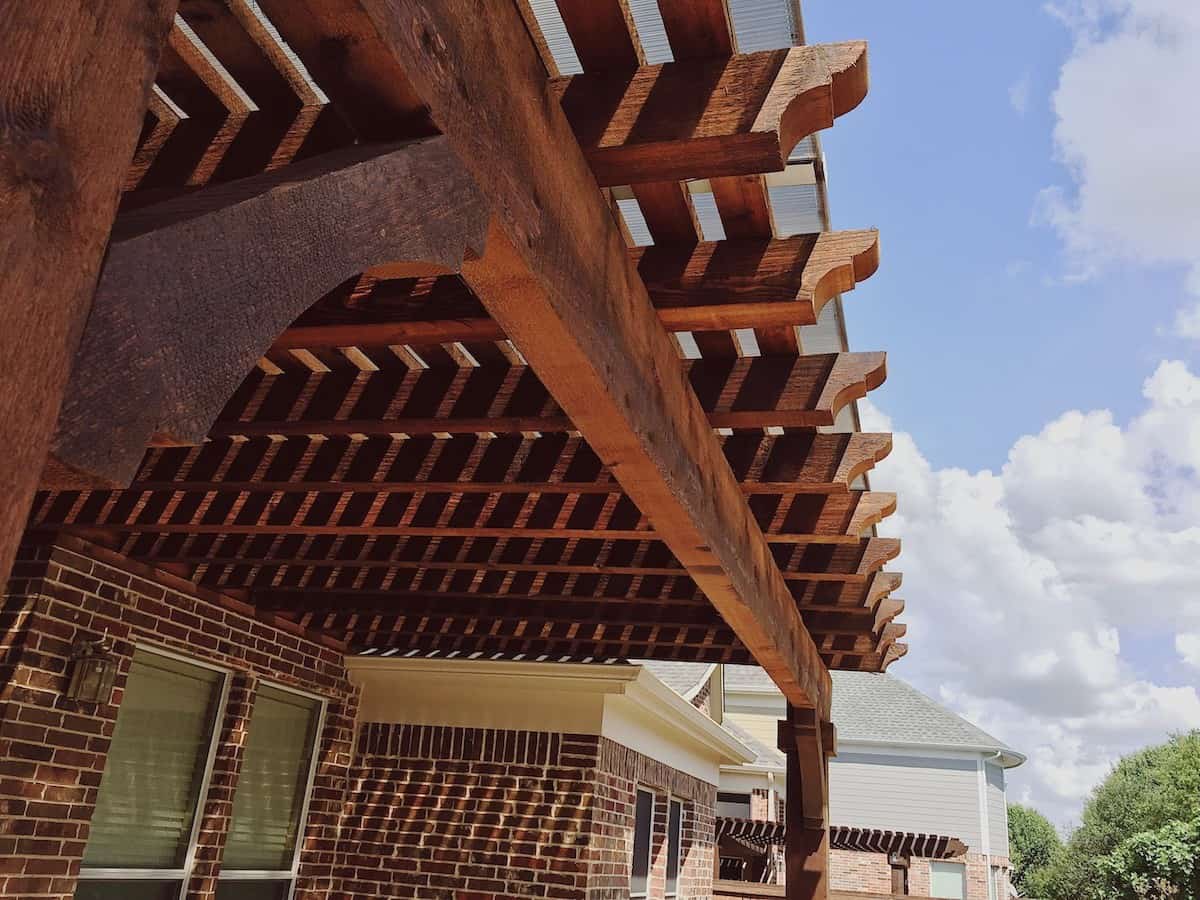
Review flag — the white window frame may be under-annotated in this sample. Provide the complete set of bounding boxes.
[76,643,232,900]
[664,795,684,899]
[215,679,328,900]
[630,786,656,900]
[929,859,968,900]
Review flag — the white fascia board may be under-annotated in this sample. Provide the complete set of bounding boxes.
[836,739,1026,769]
[625,668,756,766]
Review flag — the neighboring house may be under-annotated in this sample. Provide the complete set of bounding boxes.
[720,665,1026,900]
[632,661,1025,899]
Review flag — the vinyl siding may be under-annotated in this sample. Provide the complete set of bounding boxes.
[986,763,1009,857]
[726,710,781,754]
[829,751,984,852]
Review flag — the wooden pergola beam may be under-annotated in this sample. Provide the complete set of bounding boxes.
[49,137,489,489]
[551,43,868,186]
[0,0,178,589]
[270,0,881,712]
[273,228,879,349]
[203,352,886,440]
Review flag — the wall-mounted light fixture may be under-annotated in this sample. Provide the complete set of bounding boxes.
[66,636,118,704]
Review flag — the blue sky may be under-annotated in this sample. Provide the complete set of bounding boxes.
[806,0,1199,471]
[797,0,1200,828]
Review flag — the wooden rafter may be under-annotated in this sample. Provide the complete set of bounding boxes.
[552,43,868,186]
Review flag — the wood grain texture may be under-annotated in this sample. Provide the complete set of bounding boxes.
[49,137,489,487]
[201,352,886,438]
[551,43,868,185]
[353,0,836,713]
[0,0,177,589]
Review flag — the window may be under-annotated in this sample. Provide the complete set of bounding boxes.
[217,683,325,900]
[75,648,228,900]
[665,799,683,897]
[716,791,752,818]
[630,788,654,898]
[929,861,968,900]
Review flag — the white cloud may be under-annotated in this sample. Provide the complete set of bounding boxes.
[1178,633,1200,669]
[1038,0,1200,330]
[866,360,1200,826]
[1009,73,1032,115]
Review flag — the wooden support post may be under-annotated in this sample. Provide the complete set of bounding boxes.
[781,706,834,900]
[47,137,489,488]
[0,0,178,588]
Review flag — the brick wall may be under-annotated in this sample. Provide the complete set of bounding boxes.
[908,852,1006,900]
[2,538,724,900]
[0,538,358,900]
[338,724,718,900]
[829,848,892,894]
[591,738,715,900]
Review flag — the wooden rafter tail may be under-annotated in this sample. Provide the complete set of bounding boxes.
[866,570,903,606]
[552,41,870,186]
[881,639,908,671]
[833,433,893,486]
[126,85,188,191]
[843,491,897,535]
[634,229,880,331]
[812,351,888,425]
[872,597,906,632]
[48,137,490,489]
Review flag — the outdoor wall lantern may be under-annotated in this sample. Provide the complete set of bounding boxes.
[67,636,118,703]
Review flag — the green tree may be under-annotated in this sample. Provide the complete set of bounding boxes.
[1009,803,1063,895]
[1095,816,1200,900]
[1040,732,1200,900]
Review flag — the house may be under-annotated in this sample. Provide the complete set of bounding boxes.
[717,665,1026,900]
[0,0,909,899]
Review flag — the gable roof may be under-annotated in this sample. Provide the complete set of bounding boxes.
[721,716,786,771]
[636,661,714,701]
[724,666,1024,767]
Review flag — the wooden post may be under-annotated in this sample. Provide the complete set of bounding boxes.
[781,706,833,900]
[0,0,178,585]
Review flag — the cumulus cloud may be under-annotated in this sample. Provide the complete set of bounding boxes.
[865,360,1200,826]
[1036,0,1200,329]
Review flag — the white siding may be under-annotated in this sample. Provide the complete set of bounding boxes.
[986,763,1009,857]
[828,751,984,851]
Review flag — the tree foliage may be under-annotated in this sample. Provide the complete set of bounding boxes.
[1095,816,1200,900]
[1009,804,1063,894]
[1029,731,1200,899]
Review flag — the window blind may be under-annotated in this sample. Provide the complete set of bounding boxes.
[222,685,322,871]
[666,799,683,896]
[631,788,654,896]
[82,650,224,869]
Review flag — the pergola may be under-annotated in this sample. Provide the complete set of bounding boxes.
[1,1,904,896]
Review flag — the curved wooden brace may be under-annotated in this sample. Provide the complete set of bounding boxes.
[48,136,489,488]
[552,42,869,185]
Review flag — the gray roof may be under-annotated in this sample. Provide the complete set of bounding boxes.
[636,661,713,700]
[723,666,1022,765]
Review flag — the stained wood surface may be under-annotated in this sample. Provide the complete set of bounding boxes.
[21,0,906,677]
[49,138,488,488]
[0,0,177,589]
[552,43,868,185]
